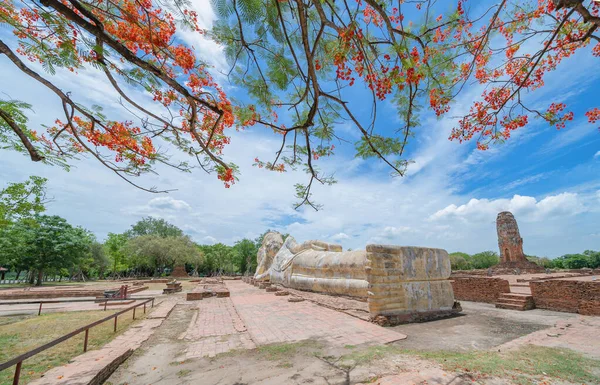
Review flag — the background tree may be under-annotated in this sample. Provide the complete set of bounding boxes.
[105,232,129,277]
[469,251,500,270]
[203,243,235,275]
[189,249,205,277]
[557,253,591,269]
[124,234,200,275]
[197,244,216,275]
[526,255,553,269]
[88,241,109,279]
[233,239,258,274]
[0,220,29,276]
[68,228,98,281]
[0,176,48,227]
[0,215,91,285]
[126,217,184,238]
[449,252,471,270]
[583,250,600,269]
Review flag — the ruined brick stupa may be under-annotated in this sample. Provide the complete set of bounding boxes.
[494,211,543,272]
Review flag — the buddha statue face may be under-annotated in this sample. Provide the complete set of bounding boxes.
[255,232,284,280]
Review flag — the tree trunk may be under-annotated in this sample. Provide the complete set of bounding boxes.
[15,270,21,280]
[28,270,35,285]
[36,270,43,286]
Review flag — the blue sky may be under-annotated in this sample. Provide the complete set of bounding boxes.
[1,0,599,258]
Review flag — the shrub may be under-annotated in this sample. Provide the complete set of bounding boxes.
[449,252,471,270]
[469,251,499,269]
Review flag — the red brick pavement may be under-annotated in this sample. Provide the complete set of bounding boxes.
[183,297,256,359]
[226,280,406,347]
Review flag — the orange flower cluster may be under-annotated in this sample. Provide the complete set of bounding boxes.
[6,0,241,187]
[50,117,156,167]
[585,108,600,125]
[429,88,451,116]
[252,158,285,173]
[546,103,573,129]
[217,168,235,188]
[451,0,599,147]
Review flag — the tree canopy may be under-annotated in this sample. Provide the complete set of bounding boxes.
[124,234,200,274]
[449,250,499,270]
[2,0,599,207]
[0,214,93,285]
[126,217,184,238]
[0,176,48,227]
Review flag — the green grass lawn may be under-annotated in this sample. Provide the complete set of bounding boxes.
[0,309,145,385]
[417,345,600,385]
[341,344,600,385]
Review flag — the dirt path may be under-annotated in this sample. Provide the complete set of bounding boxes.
[390,301,579,351]
[107,302,195,384]
[497,316,600,359]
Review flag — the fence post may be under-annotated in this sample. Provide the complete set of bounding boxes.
[151,298,154,308]
[13,361,22,385]
[133,306,136,320]
[83,329,89,352]
[143,302,146,314]
[38,302,42,316]
[104,300,108,311]
[113,316,117,332]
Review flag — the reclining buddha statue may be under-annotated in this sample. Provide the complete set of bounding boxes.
[254,232,460,325]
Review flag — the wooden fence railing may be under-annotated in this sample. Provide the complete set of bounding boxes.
[0,298,154,385]
[0,297,156,315]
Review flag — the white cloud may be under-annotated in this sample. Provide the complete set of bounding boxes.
[503,173,551,191]
[382,226,413,237]
[176,0,228,73]
[430,193,586,223]
[147,197,191,211]
[202,236,218,245]
[330,232,350,241]
[595,151,600,158]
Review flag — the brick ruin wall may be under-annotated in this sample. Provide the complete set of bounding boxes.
[450,277,511,303]
[530,280,600,315]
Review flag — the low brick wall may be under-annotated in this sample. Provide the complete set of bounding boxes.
[579,300,600,316]
[451,270,488,277]
[530,280,600,314]
[450,277,510,303]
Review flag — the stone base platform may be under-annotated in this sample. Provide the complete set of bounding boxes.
[186,284,230,301]
[370,302,463,326]
[492,260,545,274]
